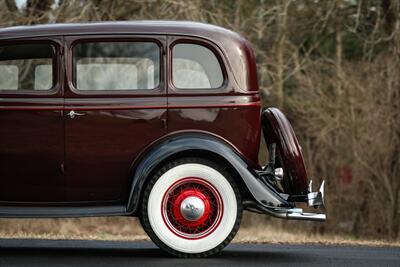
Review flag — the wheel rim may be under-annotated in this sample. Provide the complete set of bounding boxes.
[161,177,223,240]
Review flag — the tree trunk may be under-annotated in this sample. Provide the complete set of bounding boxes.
[335,20,342,95]
[234,0,242,31]
[382,0,400,239]
[4,0,18,12]
[26,0,53,24]
[275,0,289,109]
[392,186,399,238]
[381,0,398,35]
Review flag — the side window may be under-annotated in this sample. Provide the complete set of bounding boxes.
[0,43,55,91]
[72,41,160,91]
[172,43,224,89]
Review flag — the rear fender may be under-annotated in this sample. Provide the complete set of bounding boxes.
[262,108,308,195]
[126,132,290,213]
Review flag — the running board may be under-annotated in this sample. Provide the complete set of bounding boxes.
[0,205,126,218]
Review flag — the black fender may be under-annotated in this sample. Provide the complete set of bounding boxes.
[126,132,290,214]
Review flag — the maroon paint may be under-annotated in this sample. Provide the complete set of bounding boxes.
[0,36,65,203]
[0,22,262,204]
[167,103,261,166]
[64,100,167,202]
[166,34,261,166]
[0,109,65,202]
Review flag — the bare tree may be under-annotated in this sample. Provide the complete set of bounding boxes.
[275,0,290,109]
[0,0,398,240]
[26,0,53,24]
[4,0,18,12]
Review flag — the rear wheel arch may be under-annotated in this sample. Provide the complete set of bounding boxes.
[126,133,254,214]
[140,149,252,205]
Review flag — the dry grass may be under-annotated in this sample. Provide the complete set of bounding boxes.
[0,216,147,241]
[1,213,398,247]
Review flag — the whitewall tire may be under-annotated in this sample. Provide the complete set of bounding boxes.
[140,157,242,257]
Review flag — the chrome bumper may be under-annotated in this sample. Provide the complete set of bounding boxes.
[270,207,326,222]
[307,180,325,208]
[245,204,326,222]
[286,209,326,221]
[245,179,326,222]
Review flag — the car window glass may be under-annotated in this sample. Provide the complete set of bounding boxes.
[34,65,53,90]
[73,42,159,91]
[0,43,55,91]
[0,66,18,89]
[172,43,223,89]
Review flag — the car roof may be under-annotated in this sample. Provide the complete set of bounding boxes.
[0,21,259,93]
[0,21,242,42]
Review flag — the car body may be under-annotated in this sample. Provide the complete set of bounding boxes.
[0,21,325,257]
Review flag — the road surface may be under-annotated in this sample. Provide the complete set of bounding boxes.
[0,239,398,266]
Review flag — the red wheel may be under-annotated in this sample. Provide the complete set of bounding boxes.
[162,177,223,239]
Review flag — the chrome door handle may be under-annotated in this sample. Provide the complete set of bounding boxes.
[67,110,85,119]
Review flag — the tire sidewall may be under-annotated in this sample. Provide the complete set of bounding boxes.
[143,160,240,255]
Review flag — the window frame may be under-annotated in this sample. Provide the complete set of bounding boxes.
[66,35,165,97]
[0,38,62,97]
[168,37,229,95]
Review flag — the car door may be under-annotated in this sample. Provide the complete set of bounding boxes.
[0,38,65,202]
[64,35,167,203]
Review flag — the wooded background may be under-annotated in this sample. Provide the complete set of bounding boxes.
[0,0,399,241]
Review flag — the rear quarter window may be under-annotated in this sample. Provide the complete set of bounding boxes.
[172,43,224,89]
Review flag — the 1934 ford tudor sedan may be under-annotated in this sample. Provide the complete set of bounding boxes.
[0,21,325,257]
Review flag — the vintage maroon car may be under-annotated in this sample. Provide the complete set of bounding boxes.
[0,21,325,257]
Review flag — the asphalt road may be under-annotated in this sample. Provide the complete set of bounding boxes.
[0,239,398,267]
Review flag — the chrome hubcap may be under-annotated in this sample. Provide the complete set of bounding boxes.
[180,196,205,221]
